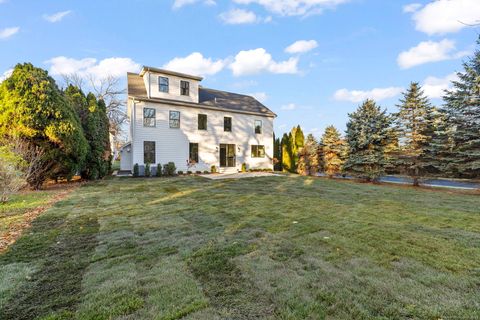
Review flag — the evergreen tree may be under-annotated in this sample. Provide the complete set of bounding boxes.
[320,125,345,178]
[0,63,88,189]
[65,86,111,180]
[394,82,435,186]
[436,38,480,178]
[281,133,293,172]
[297,134,320,176]
[273,135,282,171]
[344,99,392,181]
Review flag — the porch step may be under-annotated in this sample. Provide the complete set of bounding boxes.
[218,167,238,174]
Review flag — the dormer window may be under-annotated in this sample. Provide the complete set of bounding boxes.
[159,77,169,93]
[180,81,190,96]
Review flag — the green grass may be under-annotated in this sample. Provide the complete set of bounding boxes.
[0,176,479,319]
[0,189,63,237]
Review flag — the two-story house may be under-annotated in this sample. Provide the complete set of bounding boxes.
[120,66,276,174]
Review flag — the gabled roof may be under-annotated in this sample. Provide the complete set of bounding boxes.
[139,66,203,81]
[127,72,276,117]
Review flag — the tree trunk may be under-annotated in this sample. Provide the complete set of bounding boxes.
[413,177,419,187]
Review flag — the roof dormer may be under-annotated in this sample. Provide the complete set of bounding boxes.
[140,66,202,103]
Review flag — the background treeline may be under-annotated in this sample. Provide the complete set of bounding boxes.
[274,37,480,183]
[0,63,111,195]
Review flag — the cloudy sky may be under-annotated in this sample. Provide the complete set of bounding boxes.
[1,0,479,137]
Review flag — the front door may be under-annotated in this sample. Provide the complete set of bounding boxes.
[220,144,236,167]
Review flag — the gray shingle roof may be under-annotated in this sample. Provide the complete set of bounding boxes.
[127,73,276,117]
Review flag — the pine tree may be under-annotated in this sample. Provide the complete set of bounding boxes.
[344,99,392,181]
[297,134,320,176]
[289,125,305,172]
[320,125,345,178]
[436,38,480,178]
[273,136,282,171]
[394,82,435,186]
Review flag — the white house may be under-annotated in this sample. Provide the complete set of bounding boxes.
[120,66,276,174]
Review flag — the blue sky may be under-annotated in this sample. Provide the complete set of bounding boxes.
[1,0,479,138]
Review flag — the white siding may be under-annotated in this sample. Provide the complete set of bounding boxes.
[143,72,200,103]
[130,101,274,172]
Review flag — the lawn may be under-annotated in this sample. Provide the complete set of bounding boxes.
[0,176,479,319]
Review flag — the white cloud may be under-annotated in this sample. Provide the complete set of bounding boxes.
[0,68,13,82]
[403,3,421,13]
[334,87,404,103]
[422,73,459,99]
[397,39,468,69]
[163,52,226,76]
[46,56,140,80]
[0,27,19,39]
[229,48,298,76]
[285,40,318,54]
[249,92,268,102]
[219,9,259,24]
[173,0,216,9]
[43,10,72,23]
[410,0,480,35]
[233,0,349,16]
[281,103,297,110]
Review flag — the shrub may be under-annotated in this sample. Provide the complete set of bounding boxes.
[241,163,247,172]
[203,170,209,174]
[0,147,26,203]
[178,170,184,175]
[156,163,162,177]
[195,170,202,174]
[211,165,217,173]
[133,163,139,177]
[145,163,151,177]
[187,171,192,175]
[163,162,176,176]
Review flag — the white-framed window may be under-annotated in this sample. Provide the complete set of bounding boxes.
[144,141,156,163]
[254,120,262,134]
[169,111,180,128]
[251,145,265,158]
[159,77,169,93]
[180,80,190,96]
[143,108,156,127]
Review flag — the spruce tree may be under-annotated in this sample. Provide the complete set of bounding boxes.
[289,125,305,172]
[344,99,392,181]
[320,125,345,178]
[394,82,435,186]
[437,38,480,178]
[273,135,282,171]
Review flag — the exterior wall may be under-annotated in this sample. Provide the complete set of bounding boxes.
[129,100,274,172]
[143,71,200,103]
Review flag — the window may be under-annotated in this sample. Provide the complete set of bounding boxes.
[180,80,190,96]
[254,120,262,134]
[159,77,169,93]
[251,145,265,158]
[189,143,199,163]
[169,111,180,128]
[224,117,232,132]
[143,108,156,127]
[144,141,156,164]
[198,114,207,130]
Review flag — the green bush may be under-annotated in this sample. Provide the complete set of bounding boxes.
[178,170,184,175]
[133,163,139,177]
[145,163,151,177]
[203,170,209,174]
[156,163,162,177]
[195,170,202,174]
[187,171,192,175]
[163,162,176,176]
[211,165,217,173]
[241,163,247,172]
